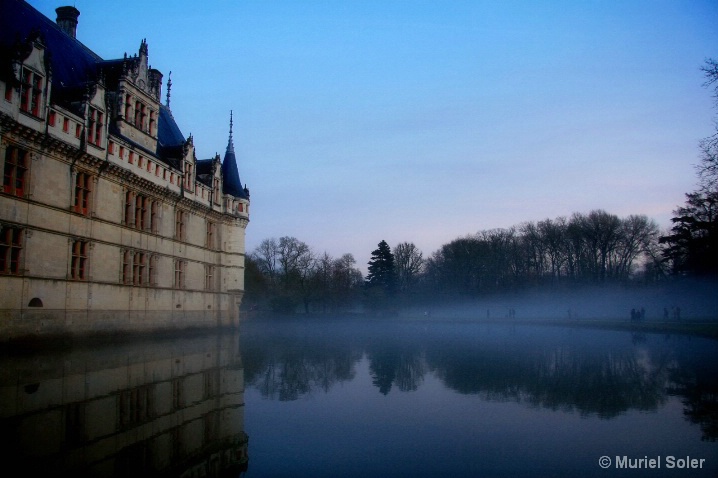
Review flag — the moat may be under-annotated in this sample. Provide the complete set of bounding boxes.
[2,317,717,477]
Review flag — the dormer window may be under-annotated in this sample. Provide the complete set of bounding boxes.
[87,107,103,147]
[149,110,156,136]
[184,162,193,190]
[20,67,43,117]
[124,94,132,119]
[134,101,141,127]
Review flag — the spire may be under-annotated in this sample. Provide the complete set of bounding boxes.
[221,110,248,199]
[165,71,172,108]
[228,110,234,147]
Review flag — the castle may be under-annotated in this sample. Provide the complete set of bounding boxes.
[0,0,251,341]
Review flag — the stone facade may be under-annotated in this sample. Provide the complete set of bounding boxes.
[0,1,250,341]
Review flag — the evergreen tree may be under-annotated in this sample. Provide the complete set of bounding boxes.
[366,240,396,295]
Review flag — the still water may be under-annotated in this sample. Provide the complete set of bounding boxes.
[1,318,717,477]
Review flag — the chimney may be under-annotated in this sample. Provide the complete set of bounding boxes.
[55,6,80,39]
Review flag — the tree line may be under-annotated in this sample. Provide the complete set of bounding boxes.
[243,60,717,315]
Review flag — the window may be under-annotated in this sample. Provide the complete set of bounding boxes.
[63,117,69,132]
[73,172,92,215]
[0,226,22,275]
[124,192,157,232]
[119,146,124,160]
[206,221,215,249]
[122,250,132,284]
[134,194,147,229]
[3,146,29,197]
[134,101,141,127]
[128,152,133,165]
[175,209,186,241]
[184,162,193,190]
[4,82,12,102]
[124,191,134,225]
[174,260,185,288]
[213,178,220,204]
[70,240,88,280]
[133,252,146,285]
[149,254,158,286]
[87,107,103,147]
[108,141,114,155]
[48,111,56,127]
[122,250,150,286]
[75,124,81,138]
[205,264,215,291]
[20,67,43,117]
[140,104,147,131]
[149,110,156,136]
[124,94,132,120]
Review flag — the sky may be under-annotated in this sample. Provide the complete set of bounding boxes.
[28,0,718,274]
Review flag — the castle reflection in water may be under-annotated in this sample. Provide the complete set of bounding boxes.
[0,332,248,477]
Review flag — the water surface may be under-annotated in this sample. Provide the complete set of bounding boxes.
[240,318,718,477]
[1,318,717,477]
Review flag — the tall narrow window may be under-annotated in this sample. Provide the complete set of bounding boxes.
[124,191,134,225]
[134,101,141,127]
[175,209,186,241]
[124,94,132,120]
[74,172,92,215]
[3,146,29,197]
[48,111,56,127]
[88,107,103,146]
[133,252,146,285]
[134,194,146,229]
[174,260,185,288]
[184,163,193,190]
[20,67,43,117]
[149,110,156,136]
[205,264,215,291]
[122,250,132,284]
[206,221,215,249]
[213,178,220,204]
[0,227,22,275]
[4,82,12,102]
[71,240,88,280]
[63,117,69,132]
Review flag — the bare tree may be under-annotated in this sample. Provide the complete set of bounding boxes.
[394,242,424,293]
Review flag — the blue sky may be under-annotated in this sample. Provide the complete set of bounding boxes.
[28,0,718,273]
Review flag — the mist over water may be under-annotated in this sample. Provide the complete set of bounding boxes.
[404,279,718,321]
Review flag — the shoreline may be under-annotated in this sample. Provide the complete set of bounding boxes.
[393,315,718,340]
[245,312,718,341]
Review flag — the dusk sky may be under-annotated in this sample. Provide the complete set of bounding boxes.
[29,0,718,273]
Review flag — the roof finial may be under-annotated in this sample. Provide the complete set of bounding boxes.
[166,71,172,108]
[229,110,233,142]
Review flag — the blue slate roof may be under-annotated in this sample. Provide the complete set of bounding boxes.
[222,131,248,199]
[0,0,100,106]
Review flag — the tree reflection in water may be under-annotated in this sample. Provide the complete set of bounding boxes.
[241,319,718,441]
